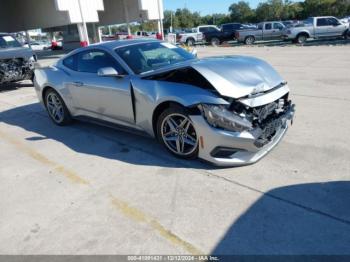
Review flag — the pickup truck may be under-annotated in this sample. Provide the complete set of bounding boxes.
[203,23,256,46]
[235,21,285,45]
[282,16,349,44]
[0,33,36,85]
[178,25,219,46]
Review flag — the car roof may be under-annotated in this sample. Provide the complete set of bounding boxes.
[90,38,160,50]
[310,16,336,19]
[221,23,242,25]
[260,21,283,23]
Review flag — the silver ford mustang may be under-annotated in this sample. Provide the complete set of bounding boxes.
[34,39,295,166]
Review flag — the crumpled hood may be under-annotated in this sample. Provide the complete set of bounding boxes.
[191,56,284,98]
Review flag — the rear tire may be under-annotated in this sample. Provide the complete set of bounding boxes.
[186,38,195,46]
[344,30,349,40]
[156,105,199,160]
[244,36,255,45]
[44,89,72,126]
[210,37,220,46]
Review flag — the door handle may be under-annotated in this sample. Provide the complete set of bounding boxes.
[73,81,84,87]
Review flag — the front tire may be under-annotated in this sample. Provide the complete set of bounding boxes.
[44,89,72,126]
[296,34,307,44]
[156,105,199,159]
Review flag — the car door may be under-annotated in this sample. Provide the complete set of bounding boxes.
[66,49,134,124]
[272,22,284,39]
[263,23,273,40]
[326,17,346,36]
[315,18,333,37]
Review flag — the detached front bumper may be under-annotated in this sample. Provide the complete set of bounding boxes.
[190,105,295,167]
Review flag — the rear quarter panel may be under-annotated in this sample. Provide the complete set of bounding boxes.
[237,30,262,41]
[34,66,73,110]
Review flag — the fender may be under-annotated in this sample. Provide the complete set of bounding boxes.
[131,78,228,136]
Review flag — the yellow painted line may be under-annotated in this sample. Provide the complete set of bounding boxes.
[0,130,89,185]
[110,195,204,255]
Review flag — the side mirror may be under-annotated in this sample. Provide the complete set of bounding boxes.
[97,67,120,77]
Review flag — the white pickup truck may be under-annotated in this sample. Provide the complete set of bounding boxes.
[178,25,219,46]
[282,16,349,44]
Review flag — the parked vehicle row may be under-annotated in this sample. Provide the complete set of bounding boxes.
[179,16,349,46]
[178,23,257,46]
[282,16,349,44]
[177,25,215,46]
[204,23,256,46]
[235,21,285,44]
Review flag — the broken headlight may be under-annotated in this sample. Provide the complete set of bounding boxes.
[200,104,253,132]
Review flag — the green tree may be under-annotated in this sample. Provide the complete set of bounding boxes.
[163,10,179,30]
[284,1,304,20]
[255,0,284,21]
[302,0,350,17]
[229,1,255,22]
[175,8,195,28]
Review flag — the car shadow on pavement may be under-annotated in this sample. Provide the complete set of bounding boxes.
[211,181,350,256]
[0,103,220,169]
[0,82,33,92]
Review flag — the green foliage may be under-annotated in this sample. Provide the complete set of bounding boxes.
[302,0,350,18]
[229,1,255,22]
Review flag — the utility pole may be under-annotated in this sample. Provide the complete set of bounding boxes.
[77,0,90,45]
[170,11,173,33]
[157,0,164,40]
[122,0,131,36]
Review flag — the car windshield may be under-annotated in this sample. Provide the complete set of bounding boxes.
[115,42,196,74]
[0,35,22,48]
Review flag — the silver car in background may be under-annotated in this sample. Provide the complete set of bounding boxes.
[34,39,295,166]
[282,16,349,44]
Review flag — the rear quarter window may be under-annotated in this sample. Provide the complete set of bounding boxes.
[63,55,77,71]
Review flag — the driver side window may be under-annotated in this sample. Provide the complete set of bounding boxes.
[265,23,272,30]
[76,50,126,74]
[273,23,283,30]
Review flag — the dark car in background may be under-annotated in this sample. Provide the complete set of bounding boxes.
[203,23,257,46]
[0,33,36,85]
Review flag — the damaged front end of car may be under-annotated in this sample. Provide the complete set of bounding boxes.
[139,55,295,166]
[0,57,35,84]
[200,96,295,144]
[193,83,295,166]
